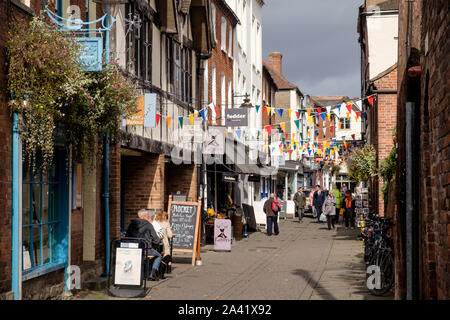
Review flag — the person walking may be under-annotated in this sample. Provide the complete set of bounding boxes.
[293,187,306,223]
[332,184,344,225]
[313,185,326,223]
[343,190,356,229]
[323,189,336,230]
[309,188,315,218]
[264,193,280,236]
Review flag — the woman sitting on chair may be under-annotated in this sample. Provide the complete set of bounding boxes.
[154,211,176,275]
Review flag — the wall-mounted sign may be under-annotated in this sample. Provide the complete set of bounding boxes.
[248,175,261,182]
[125,93,157,127]
[76,38,103,72]
[222,173,238,183]
[225,108,248,127]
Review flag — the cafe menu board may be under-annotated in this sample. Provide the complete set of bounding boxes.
[168,196,202,265]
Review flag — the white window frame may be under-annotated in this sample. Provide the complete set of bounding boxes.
[211,4,217,42]
[221,17,227,53]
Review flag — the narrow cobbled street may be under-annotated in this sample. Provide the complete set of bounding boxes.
[76,217,393,300]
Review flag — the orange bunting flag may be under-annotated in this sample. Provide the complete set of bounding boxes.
[167,116,172,129]
[307,109,311,117]
[280,122,286,133]
[346,112,350,120]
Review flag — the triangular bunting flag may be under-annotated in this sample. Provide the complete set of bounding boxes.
[262,106,267,115]
[280,122,286,133]
[307,109,311,117]
[267,107,271,116]
[178,116,184,129]
[289,109,292,118]
[346,102,352,114]
[333,108,340,119]
[317,108,322,114]
[354,100,362,111]
[235,129,242,140]
[278,108,284,118]
[189,114,194,126]
[167,116,172,129]
[265,125,271,136]
[199,109,206,121]
[368,96,374,106]
[156,114,161,126]
[255,105,261,113]
[355,111,360,121]
[294,119,300,129]
[337,104,341,114]
[320,112,326,121]
[307,116,313,126]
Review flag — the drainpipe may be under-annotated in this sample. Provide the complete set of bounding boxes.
[196,54,205,244]
[405,102,414,300]
[12,112,21,300]
[102,4,111,277]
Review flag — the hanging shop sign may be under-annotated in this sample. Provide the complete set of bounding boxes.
[125,93,157,127]
[76,38,103,71]
[222,172,238,183]
[203,127,225,155]
[225,108,248,127]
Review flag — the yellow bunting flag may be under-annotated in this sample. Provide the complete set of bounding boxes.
[189,114,194,126]
[167,116,172,129]
[307,116,313,126]
[280,122,286,133]
[327,113,331,121]
[288,109,292,118]
[267,107,271,116]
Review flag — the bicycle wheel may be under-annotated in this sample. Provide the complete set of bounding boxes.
[367,250,394,296]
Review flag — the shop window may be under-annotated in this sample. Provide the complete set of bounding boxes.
[167,37,192,105]
[22,149,69,279]
[126,4,152,82]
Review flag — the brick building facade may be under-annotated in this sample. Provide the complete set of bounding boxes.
[394,0,450,300]
[204,0,238,125]
[368,64,398,217]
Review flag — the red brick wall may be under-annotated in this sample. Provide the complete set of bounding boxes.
[373,67,398,217]
[165,162,198,210]
[109,143,121,239]
[205,0,234,124]
[419,0,450,300]
[122,153,165,228]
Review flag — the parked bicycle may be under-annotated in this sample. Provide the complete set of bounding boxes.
[360,214,395,296]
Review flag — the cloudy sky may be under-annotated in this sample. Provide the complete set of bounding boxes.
[262,0,362,99]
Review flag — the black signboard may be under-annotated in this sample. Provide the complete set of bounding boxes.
[222,172,238,183]
[225,108,248,127]
[248,175,261,182]
[168,197,202,265]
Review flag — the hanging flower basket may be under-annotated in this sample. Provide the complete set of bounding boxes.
[7,16,138,169]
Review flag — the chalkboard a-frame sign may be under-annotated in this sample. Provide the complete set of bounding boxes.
[168,195,202,266]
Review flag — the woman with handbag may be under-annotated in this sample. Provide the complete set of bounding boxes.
[322,190,336,230]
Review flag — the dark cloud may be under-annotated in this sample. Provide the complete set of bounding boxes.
[262,0,362,98]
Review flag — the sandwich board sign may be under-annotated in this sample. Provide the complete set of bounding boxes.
[168,196,202,265]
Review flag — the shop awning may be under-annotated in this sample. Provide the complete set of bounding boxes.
[224,137,277,177]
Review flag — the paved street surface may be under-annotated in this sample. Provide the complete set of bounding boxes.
[75,217,394,300]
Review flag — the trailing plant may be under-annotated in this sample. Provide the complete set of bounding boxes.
[331,164,341,177]
[7,16,137,169]
[347,144,378,183]
[379,131,397,205]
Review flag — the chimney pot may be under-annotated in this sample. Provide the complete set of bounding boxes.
[269,52,283,75]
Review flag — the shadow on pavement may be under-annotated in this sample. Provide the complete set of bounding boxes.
[291,269,337,300]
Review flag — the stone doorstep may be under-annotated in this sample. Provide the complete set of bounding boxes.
[83,276,109,291]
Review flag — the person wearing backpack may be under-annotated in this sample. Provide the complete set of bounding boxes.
[264,193,280,236]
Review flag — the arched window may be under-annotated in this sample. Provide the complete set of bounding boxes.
[221,17,227,52]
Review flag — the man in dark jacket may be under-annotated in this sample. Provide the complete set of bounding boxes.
[293,187,306,223]
[126,209,162,280]
[264,193,279,236]
[313,185,326,223]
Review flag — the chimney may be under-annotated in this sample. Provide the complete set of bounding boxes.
[269,52,283,75]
